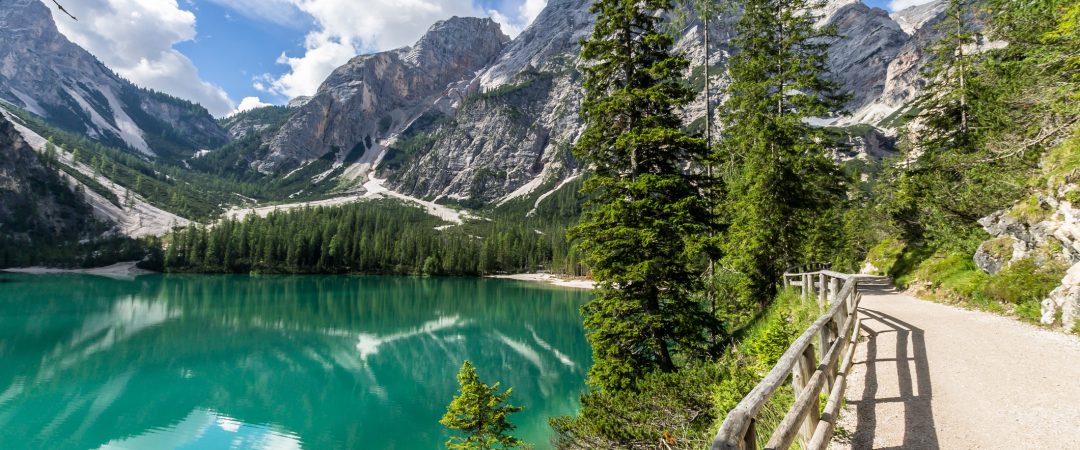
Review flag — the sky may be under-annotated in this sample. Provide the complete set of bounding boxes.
[43,0,916,118]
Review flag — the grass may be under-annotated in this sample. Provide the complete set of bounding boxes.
[982,257,1065,306]
[1008,194,1053,224]
[865,238,905,276]
[981,236,1013,261]
[1040,130,1080,187]
[708,287,828,449]
[871,239,1068,327]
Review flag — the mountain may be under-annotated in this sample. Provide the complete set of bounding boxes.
[383,0,594,205]
[183,0,954,211]
[2,0,955,218]
[0,114,98,245]
[376,0,942,205]
[0,0,226,160]
[255,17,510,178]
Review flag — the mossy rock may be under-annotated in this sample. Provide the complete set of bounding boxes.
[983,236,1014,261]
[1008,195,1053,224]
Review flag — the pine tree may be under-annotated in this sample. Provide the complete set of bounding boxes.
[44,138,58,169]
[440,360,524,450]
[571,0,718,391]
[717,0,846,304]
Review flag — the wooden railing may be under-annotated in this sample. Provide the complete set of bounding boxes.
[711,271,864,450]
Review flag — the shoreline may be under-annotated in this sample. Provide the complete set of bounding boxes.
[1,261,151,278]
[487,273,595,290]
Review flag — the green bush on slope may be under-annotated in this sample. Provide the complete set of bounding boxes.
[550,288,820,449]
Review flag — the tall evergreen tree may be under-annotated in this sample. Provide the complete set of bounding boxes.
[571,0,718,391]
[440,360,524,450]
[717,0,846,304]
[885,0,1080,245]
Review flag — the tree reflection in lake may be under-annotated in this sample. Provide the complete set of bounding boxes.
[0,274,592,449]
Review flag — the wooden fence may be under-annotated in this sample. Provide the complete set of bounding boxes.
[710,271,863,450]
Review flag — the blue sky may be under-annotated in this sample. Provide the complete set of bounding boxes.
[45,0,914,117]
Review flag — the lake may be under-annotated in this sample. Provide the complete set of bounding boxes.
[0,274,593,449]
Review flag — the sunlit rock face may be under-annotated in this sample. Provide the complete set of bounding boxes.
[258,17,511,175]
[0,0,225,158]
[250,0,954,205]
[977,191,1080,331]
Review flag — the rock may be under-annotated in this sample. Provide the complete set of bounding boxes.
[823,1,910,111]
[244,0,954,205]
[977,182,1080,329]
[1044,262,1080,330]
[0,115,101,243]
[287,96,312,109]
[259,17,510,175]
[890,0,947,35]
[974,237,1012,275]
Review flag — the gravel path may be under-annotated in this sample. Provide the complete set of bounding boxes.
[832,279,1080,450]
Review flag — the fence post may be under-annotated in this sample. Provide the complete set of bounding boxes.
[744,419,757,450]
[792,344,820,448]
[829,278,840,305]
[802,274,809,300]
[819,319,833,388]
[817,274,827,311]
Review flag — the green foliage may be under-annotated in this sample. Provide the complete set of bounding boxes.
[441,360,525,450]
[982,258,1065,305]
[880,0,1080,249]
[716,0,847,303]
[571,0,718,391]
[549,288,818,450]
[1008,195,1052,224]
[982,236,1014,261]
[0,236,156,269]
[746,314,796,369]
[919,251,988,297]
[865,238,906,276]
[550,364,724,450]
[162,200,568,276]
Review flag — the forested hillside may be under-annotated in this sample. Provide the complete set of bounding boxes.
[545,0,1080,446]
[164,199,584,276]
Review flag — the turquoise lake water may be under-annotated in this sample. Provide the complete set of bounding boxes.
[0,274,593,449]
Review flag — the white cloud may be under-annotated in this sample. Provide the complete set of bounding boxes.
[889,0,936,11]
[45,0,236,116]
[261,0,547,100]
[232,96,272,116]
[259,0,485,99]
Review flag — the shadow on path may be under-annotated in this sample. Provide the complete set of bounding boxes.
[845,283,940,449]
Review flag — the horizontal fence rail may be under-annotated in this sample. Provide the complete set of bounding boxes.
[711,271,864,450]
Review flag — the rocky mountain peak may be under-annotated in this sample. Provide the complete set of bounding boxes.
[0,0,226,159]
[259,15,510,175]
[891,0,948,35]
[407,17,510,68]
[478,0,593,89]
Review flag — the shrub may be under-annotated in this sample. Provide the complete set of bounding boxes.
[1014,300,1043,323]
[1008,195,1052,224]
[982,258,1064,305]
[747,315,797,368]
[982,237,1013,261]
[550,364,724,450]
[865,238,905,276]
[914,251,989,298]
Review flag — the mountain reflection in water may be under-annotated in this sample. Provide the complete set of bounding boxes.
[0,274,592,449]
